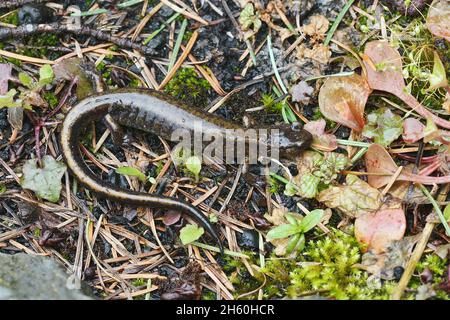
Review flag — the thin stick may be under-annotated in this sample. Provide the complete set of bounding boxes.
[0,0,52,8]
[0,23,156,56]
[391,184,450,299]
[158,30,198,89]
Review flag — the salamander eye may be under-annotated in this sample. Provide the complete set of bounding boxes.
[291,122,301,131]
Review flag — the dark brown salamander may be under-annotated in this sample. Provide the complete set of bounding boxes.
[60,88,312,249]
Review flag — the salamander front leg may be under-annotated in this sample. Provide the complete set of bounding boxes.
[104,114,133,146]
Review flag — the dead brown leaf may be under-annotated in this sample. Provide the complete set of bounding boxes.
[318,74,371,131]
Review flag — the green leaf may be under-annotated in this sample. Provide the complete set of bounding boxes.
[0,89,21,108]
[444,204,450,221]
[285,233,301,254]
[317,174,381,218]
[267,223,301,240]
[18,72,33,89]
[186,156,201,181]
[38,64,54,86]
[180,224,204,245]
[284,181,298,197]
[171,145,190,167]
[209,214,218,223]
[285,213,300,225]
[299,209,324,232]
[238,3,261,33]
[298,173,320,198]
[428,51,447,91]
[20,155,67,203]
[362,108,402,147]
[116,166,146,182]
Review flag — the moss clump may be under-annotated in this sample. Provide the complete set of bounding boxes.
[165,68,211,107]
[222,229,395,300]
[0,11,19,26]
[407,253,450,300]
[96,61,114,86]
[19,34,59,58]
[43,92,58,109]
[262,229,395,300]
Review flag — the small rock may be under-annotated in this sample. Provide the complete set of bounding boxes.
[0,253,93,299]
[18,5,53,24]
[237,229,260,250]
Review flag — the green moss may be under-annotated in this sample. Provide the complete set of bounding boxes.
[95,61,114,85]
[260,229,394,299]
[261,93,283,113]
[219,252,261,299]
[223,229,394,300]
[201,288,217,300]
[0,11,19,26]
[43,92,58,109]
[19,34,59,57]
[164,67,211,107]
[407,253,450,300]
[268,176,281,194]
[132,278,146,287]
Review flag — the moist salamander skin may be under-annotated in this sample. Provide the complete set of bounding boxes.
[60,88,313,249]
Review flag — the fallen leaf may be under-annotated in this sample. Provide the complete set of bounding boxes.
[303,44,331,64]
[365,144,450,187]
[302,15,329,43]
[317,174,382,217]
[160,262,202,300]
[291,80,314,105]
[7,106,23,131]
[363,40,450,129]
[53,57,101,99]
[179,224,204,245]
[389,181,428,205]
[0,64,12,95]
[416,284,436,300]
[271,237,291,256]
[435,243,450,259]
[264,207,290,226]
[21,155,67,203]
[163,210,182,226]
[426,0,450,42]
[318,74,370,131]
[362,41,405,96]
[304,119,338,151]
[365,144,402,188]
[115,166,147,182]
[403,118,425,143]
[355,206,406,253]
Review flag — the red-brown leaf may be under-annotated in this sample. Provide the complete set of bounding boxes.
[318,74,371,131]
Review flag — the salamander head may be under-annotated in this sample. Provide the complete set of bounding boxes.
[276,122,313,160]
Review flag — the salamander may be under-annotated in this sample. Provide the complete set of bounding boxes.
[60,88,313,249]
